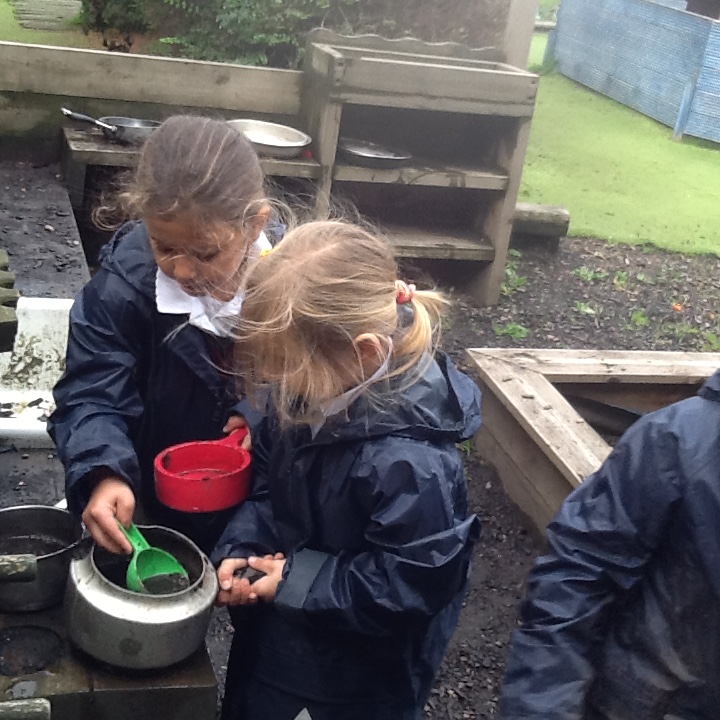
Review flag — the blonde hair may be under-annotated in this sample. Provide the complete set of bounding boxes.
[234,220,448,426]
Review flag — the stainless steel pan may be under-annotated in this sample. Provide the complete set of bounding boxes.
[226,118,311,159]
[61,107,160,145]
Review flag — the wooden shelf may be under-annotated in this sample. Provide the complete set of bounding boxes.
[384,226,494,261]
[333,163,508,190]
[62,128,322,179]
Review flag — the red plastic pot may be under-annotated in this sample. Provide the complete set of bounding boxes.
[154,429,252,513]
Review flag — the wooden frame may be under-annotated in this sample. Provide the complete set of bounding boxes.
[466,348,720,532]
[301,29,539,306]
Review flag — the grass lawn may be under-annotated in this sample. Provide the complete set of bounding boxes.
[522,34,720,255]
[0,0,97,48]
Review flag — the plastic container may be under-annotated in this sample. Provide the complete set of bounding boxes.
[154,429,251,513]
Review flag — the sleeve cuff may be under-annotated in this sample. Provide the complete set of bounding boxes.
[275,549,329,617]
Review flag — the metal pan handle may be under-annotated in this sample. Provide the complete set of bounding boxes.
[61,107,117,134]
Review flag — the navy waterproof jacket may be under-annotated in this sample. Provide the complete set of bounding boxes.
[212,353,482,713]
[48,221,251,552]
[500,369,720,720]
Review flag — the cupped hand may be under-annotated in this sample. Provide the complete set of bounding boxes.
[82,477,135,555]
[216,553,284,606]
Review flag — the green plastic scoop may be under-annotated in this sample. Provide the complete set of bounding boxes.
[117,522,189,594]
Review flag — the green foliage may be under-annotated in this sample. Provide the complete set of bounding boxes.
[79,0,508,67]
[629,309,649,327]
[574,301,596,315]
[501,250,527,295]
[457,438,473,456]
[702,331,720,352]
[573,266,608,283]
[613,270,629,290]
[493,322,530,340]
[79,0,154,37]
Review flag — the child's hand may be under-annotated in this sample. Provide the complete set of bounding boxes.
[244,555,286,602]
[223,415,252,450]
[83,477,135,555]
[216,553,284,606]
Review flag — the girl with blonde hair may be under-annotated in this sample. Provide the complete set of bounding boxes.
[213,220,482,720]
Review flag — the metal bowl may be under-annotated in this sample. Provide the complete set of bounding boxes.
[226,119,311,159]
[0,505,82,612]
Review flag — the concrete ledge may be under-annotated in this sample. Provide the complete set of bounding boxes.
[512,202,570,250]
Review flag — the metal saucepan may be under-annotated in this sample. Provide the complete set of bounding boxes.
[61,107,161,145]
[0,504,82,612]
[226,118,312,159]
[65,525,218,669]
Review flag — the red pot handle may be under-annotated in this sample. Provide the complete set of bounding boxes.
[215,427,250,450]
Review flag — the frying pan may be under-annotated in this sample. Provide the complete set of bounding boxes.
[337,137,413,169]
[61,107,161,145]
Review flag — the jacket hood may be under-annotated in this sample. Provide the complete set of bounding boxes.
[314,352,482,445]
[99,221,157,299]
[698,369,720,403]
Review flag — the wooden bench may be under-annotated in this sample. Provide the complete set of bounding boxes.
[466,348,720,533]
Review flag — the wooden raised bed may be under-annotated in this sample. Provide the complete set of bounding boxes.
[466,348,720,533]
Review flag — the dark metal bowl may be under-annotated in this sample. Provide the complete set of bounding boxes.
[0,505,82,612]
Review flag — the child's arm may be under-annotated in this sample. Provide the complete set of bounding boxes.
[274,440,480,635]
[48,270,150,518]
[211,416,282,573]
[499,412,683,720]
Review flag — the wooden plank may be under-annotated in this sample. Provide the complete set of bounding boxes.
[504,0,542,67]
[475,387,580,531]
[466,352,612,488]
[556,382,700,415]
[338,57,538,106]
[469,115,534,305]
[329,91,537,117]
[467,348,720,384]
[333,163,508,191]
[62,128,322,178]
[306,28,504,62]
[0,41,302,116]
[319,43,532,74]
[385,226,494,261]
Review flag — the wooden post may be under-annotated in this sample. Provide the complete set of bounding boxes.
[503,0,541,69]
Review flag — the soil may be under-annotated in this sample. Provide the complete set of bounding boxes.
[2,162,720,718]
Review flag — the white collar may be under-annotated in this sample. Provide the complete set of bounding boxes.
[309,345,392,437]
[155,231,272,337]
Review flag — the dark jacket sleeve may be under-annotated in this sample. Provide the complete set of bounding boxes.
[275,438,480,636]
[211,415,281,564]
[499,413,683,720]
[48,270,150,516]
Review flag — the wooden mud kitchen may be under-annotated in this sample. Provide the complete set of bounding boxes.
[50,28,538,305]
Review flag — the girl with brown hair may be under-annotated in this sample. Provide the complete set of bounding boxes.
[213,221,482,720]
[49,115,275,555]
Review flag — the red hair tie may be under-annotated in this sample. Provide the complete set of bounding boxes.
[395,281,415,305]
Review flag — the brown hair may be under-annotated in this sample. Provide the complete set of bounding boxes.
[95,115,265,231]
[233,220,448,426]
